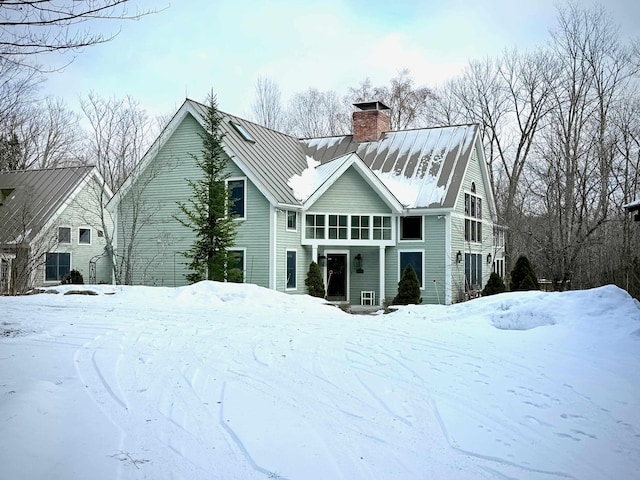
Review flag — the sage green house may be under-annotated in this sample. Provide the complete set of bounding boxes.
[0,166,113,293]
[113,99,503,305]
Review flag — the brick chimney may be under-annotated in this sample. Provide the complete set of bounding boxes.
[352,101,391,142]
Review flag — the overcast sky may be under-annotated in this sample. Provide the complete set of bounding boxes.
[40,0,640,120]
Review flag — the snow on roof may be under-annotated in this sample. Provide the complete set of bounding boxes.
[287,156,322,202]
[623,198,640,210]
[302,124,478,209]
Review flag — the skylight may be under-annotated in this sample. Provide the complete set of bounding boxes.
[0,188,14,206]
[230,121,256,143]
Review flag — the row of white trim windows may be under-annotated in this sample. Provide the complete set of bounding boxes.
[300,214,422,241]
[57,226,103,246]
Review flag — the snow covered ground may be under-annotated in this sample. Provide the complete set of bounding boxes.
[1,282,639,480]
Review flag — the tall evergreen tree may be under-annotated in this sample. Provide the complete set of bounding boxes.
[175,93,238,283]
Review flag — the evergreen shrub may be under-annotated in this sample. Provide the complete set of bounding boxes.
[510,255,539,291]
[482,272,506,296]
[305,261,325,298]
[392,265,421,305]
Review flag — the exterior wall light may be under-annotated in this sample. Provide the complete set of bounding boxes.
[456,251,462,264]
[487,253,492,264]
[354,254,364,273]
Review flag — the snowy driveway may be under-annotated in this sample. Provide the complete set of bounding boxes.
[1,283,639,479]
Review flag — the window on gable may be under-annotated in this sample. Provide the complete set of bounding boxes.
[464,192,482,243]
[400,216,422,240]
[328,215,348,239]
[79,228,91,245]
[351,215,370,240]
[227,179,245,218]
[45,252,70,281]
[58,227,71,244]
[400,251,424,288]
[373,216,392,240]
[286,210,297,231]
[305,214,325,239]
[286,250,297,289]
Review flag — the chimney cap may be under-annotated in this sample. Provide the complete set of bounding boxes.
[353,101,390,112]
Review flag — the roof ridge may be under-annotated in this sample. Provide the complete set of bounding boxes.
[0,165,94,174]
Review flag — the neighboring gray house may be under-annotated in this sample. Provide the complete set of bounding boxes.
[624,199,640,222]
[0,166,113,293]
[113,99,503,305]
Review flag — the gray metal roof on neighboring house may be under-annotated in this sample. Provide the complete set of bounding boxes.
[0,166,95,245]
[301,124,479,208]
[623,198,640,211]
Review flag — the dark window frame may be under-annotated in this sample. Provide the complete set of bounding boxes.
[58,227,71,244]
[286,210,297,231]
[227,178,246,219]
[78,227,91,245]
[45,252,70,282]
[399,250,424,287]
[400,216,423,241]
[286,250,297,289]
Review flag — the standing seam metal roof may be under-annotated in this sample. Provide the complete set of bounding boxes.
[0,166,95,245]
[301,124,478,208]
[185,100,479,209]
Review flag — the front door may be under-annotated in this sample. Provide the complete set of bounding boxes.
[326,254,347,302]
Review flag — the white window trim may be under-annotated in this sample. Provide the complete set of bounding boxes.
[302,213,396,246]
[324,249,351,304]
[228,247,246,282]
[286,210,297,232]
[464,190,483,244]
[285,248,297,291]
[226,177,247,221]
[399,215,424,242]
[397,249,425,288]
[78,227,92,246]
[58,226,72,245]
[44,251,73,283]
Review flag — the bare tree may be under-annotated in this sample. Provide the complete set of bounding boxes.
[80,92,156,191]
[0,0,160,68]
[348,69,435,129]
[0,57,41,171]
[530,2,638,290]
[287,88,348,137]
[251,76,284,130]
[78,92,164,283]
[433,50,555,272]
[16,97,82,169]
